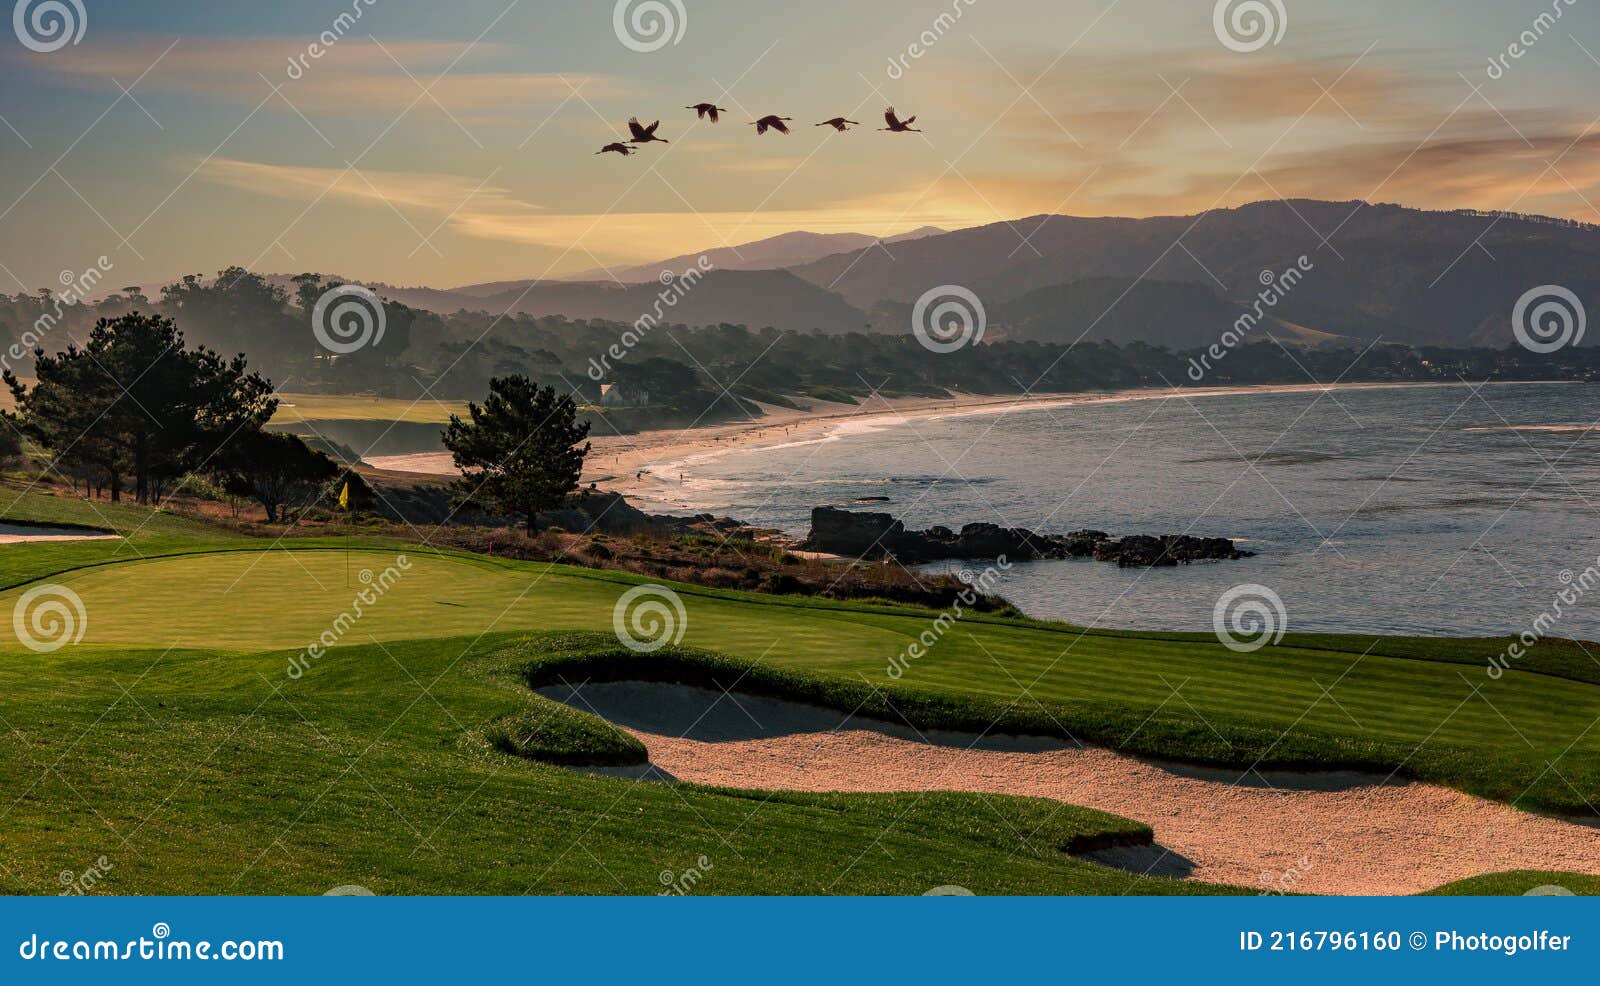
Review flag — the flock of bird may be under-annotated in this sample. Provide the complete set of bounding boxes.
[595,105,922,155]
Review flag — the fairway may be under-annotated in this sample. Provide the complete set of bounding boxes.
[2,493,1598,895]
[9,545,1600,815]
[272,394,467,426]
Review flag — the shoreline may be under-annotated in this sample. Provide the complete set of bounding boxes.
[366,380,1582,496]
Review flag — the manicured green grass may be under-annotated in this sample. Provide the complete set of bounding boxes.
[0,632,1225,896]
[0,492,1595,894]
[22,542,1600,814]
[1422,872,1600,896]
[272,394,466,426]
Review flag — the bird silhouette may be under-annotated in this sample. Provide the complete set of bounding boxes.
[627,117,669,143]
[816,117,861,131]
[880,107,922,133]
[750,115,794,135]
[596,143,635,156]
[686,103,729,123]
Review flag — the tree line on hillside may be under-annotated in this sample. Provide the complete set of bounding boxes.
[5,270,1600,437]
[4,313,342,520]
[2,310,596,530]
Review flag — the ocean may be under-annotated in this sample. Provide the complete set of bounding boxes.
[633,382,1600,637]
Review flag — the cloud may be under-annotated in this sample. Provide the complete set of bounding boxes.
[194,156,981,269]
[200,156,543,216]
[925,39,1600,222]
[1249,126,1600,216]
[15,34,624,116]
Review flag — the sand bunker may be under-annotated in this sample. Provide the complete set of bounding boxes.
[0,523,120,544]
[540,681,1600,895]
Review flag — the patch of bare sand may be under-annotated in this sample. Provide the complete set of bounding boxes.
[540,681,1600,895]
[0,523,120,544]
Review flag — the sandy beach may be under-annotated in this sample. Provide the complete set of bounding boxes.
[367,381,1543,495]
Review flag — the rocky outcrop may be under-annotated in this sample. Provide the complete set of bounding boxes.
[799,506,907,557]
[801,507,1252,568]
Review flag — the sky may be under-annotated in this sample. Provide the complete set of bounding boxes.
[2,0,1599,290]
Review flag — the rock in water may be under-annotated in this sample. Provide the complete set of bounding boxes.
[799,507,1252,568]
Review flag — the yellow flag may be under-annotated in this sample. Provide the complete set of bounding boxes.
[338,482,350,511]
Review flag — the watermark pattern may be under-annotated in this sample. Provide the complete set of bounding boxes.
[1212,583,1287,653]
[886,0,978,80]
[285,0,379,80]
[911,285,987,354]
[1486,0,1577,80]
[1511,284,1586,354]
[887,559,1010,679]
[613,0,686,54]
[58,855,112,896]
[286,556,412,679]
[612,584,687,653]
[18,924,285,962]
[312,284,388,355]
[1486,559,1600,679]
[5,257,112,375]
[658,854,713,895]
[1213,0,1287,53]
[586,256,713,381]
[12,0,86,54]
[1186,256,1313,381]
[1258,854,1312,895]
[12,583,87,653]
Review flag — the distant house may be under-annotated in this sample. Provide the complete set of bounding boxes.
[601,380,651,408]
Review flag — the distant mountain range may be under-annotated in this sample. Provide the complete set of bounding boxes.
[382,268,870,335]
[791,200,1600,347]
[157,200,1600,349]
[531,227,947,286]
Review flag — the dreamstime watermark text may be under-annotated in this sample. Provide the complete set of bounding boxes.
[1486,0,1577,80]
[887,559,1010,679]
[658,854,713,895]
[1487,558,1600,679]
[1187,257,1312,382]
[18,924,283,962]
[285,0,378,80]
[286,555,411,679]
[7,257,113,375]
[58,855,112,896]
[886,0,978,79]
[586,257,713,381]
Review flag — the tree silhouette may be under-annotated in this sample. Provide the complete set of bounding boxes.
[443,376,591,532]
[218,430,339,524]
[7,312,277,503]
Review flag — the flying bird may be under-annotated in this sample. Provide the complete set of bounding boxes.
[749,115,794,135]
[686,103,729,123]
[627,117,669,144]
[879,107,922,133]
[816,117,861,131]
[596,143,635,156]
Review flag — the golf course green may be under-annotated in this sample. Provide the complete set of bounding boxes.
[0,488,1596,895]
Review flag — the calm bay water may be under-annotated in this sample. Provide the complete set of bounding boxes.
[636,382,1600,637]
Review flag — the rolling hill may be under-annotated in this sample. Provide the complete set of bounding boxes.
[139,201,1600,351]
[792,200,1600,347]
[381,268,870,334]
[539,226,946,286]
